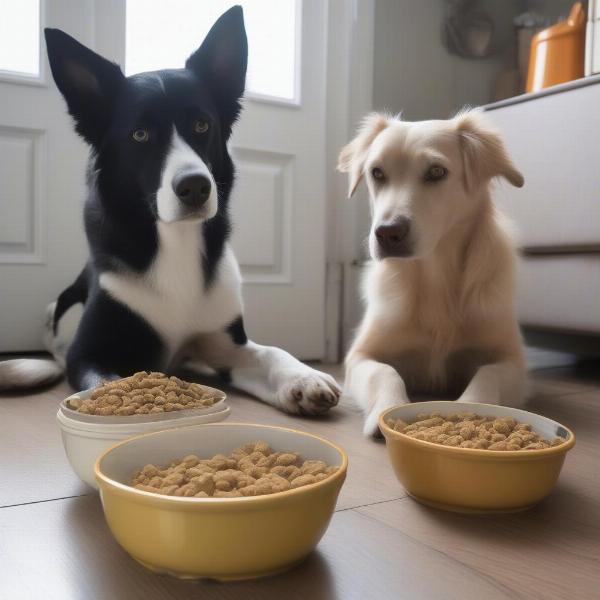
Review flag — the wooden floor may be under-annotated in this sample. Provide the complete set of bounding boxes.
[1,360,599,600]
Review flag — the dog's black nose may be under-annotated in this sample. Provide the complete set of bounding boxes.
[173,171,212,207]
[375,217,412,257]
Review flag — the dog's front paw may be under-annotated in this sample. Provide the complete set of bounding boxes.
[276,369,340,416]
[362,396,408,439]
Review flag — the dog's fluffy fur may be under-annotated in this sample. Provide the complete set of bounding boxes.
[0,7,340,416]
[339,110,527,436]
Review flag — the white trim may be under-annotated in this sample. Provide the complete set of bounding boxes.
[0,70,45,87]
[246,91,300,109]
[324,0,374,362]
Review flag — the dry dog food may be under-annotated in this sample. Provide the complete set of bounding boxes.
[68,371,219,416]
[131,441,339,497]
[388,412,565,450]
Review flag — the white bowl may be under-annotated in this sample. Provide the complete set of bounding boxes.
[57,386,230,489]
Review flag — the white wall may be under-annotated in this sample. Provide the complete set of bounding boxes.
[372,0,520,119]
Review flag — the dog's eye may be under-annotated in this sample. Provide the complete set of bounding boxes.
[194,120,209,134]
[371,167,386,182]
[424,165,448,182]
[132,129,149,143]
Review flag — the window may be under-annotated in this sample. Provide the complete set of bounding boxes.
[0,0,40,78]
[126,0,299,102]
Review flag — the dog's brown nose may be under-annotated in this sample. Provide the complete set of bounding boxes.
[375,217,412,256]
[173,171,211,208]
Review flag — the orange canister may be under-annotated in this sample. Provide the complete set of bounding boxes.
[526,2,586,92]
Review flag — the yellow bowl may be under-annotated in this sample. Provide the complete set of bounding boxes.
[95,422,347,581]
[379,401,575,513]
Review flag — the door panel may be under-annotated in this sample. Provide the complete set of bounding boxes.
[0,0,91,351]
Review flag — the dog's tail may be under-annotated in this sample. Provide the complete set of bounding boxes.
[0,266,90,393]
[0,358,64,392]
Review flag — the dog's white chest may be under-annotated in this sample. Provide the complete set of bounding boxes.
[99,223,242,354]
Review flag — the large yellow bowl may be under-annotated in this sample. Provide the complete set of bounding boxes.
[95,422,347,580]
[379,401,575,513]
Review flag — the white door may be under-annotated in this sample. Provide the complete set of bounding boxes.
[1,0,330,360]
[0,0,91,351]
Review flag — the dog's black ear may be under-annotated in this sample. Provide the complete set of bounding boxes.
[186,6,248,132]
[45,28,124,146]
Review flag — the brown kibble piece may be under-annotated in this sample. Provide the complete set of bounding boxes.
[301,460,328,476]
[275,453,299,466]
[291,474,317,489]
[488,441,508,450]
[271,465,302,480]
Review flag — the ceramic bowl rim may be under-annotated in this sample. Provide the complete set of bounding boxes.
[379,401,575,460]
[62,384,227,425]
[95,422,349,507]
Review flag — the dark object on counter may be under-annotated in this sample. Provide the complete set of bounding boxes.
[442,0,495,59]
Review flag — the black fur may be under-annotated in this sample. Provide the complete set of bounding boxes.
[66,289,165,386]
[45,7,248,389]
[226,316,248,346]
[53,265,90,334]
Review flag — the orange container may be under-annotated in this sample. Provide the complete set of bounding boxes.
[526,2,586,92]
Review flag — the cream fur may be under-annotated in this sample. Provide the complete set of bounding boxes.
[339,110,527,437]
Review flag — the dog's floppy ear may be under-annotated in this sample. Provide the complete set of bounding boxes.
[338,113,390,198]
[456,110,524,191]
[45,29,124,146]
[186,6,248,132]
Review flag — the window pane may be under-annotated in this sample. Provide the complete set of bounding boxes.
[0,0,40,77]
[126,0,298,101]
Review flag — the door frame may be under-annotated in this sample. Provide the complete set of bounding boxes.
[324,0,375,362]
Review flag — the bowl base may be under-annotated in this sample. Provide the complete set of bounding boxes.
[408,493,539,514]
[133,555,307,582]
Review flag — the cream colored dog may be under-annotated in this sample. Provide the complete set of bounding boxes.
[339,110,527,437]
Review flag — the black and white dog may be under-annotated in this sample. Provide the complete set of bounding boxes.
[0,7,340,415]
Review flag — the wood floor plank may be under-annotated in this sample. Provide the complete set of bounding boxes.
[0,381,90,506]
[358,495,600,600]
[0,494,517,600]
[531,361,600,397]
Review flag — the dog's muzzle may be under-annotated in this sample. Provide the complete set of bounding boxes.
[375,216,413,258]
[172,169,212,209]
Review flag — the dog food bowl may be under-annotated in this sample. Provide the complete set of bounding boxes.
[95,423,348,581]
[57,386,230,489]
[379,401,575,513]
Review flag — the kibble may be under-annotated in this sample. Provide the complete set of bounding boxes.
[388,412,565,451]
[68,371,220,416]
[131,441,339,497]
